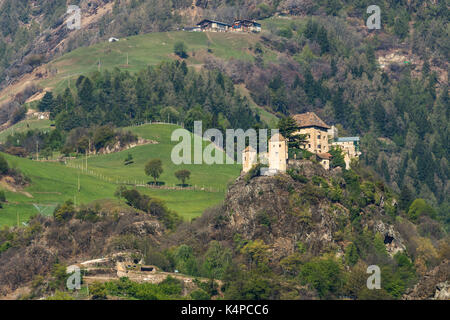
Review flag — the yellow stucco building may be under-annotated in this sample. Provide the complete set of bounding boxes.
[293,112,331,154]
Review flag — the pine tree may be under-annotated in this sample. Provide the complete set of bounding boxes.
[38,91,54,111]
[317,26,330,54]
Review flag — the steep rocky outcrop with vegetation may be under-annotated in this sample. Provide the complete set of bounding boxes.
[171,160,449,299]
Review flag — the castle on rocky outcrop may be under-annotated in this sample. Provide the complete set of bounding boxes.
[242,112,361,173]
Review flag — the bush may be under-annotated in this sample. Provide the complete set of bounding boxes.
[244,162,267,183]
[287,169,308,183]
[408,199,436,221]
[298,257,344,299]
[190,289,210,300]
[174,41,188,58]
[53,200,75,222]
[0,155,9,175]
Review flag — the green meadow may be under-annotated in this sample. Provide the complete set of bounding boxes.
[68,123,240,190]
[0,124,241,226]
[0,119,54,143]
[42,31,265,94]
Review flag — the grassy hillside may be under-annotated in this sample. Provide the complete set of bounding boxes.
[1,29,278,126]
[67,123,240,190]
[0,119,54,143]
[0,123,241,226]
[41,31,265,94]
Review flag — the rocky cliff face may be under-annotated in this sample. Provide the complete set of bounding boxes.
[404,260,450,300]
[222,160,406,262]
[224,174,345,260]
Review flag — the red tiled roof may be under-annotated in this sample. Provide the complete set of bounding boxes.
[293,112,330,129]
[317,152,332,160]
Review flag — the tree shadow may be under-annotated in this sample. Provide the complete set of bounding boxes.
[175,183,191,188]
[147,181,165,186]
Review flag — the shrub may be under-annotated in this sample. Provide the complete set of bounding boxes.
[174,41,188,58]
[53,200,75,222]
[298,257,344,299]
[287,169,308,183]
[190,289,210,300]
[408,199,436,221]
[0,155,9,175]
[244,162,267,183]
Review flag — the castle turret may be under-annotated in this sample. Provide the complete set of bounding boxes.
[242,145,257,173]
[268,133,287,173]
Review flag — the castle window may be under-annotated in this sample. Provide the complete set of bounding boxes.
[318,145,321,149]
[318,135,321,139]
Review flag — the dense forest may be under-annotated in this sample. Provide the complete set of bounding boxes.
[43,61,258,131]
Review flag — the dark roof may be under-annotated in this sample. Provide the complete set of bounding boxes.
[197,19,231,27]
[233,19,261,26]
[293,112,330,129]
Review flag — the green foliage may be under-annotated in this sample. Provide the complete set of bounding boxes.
[190,289,210,300]
[408,199,436,221]
[223,264,278,300]
[244,162,267,183]
[174,169,191,186]
[298,257,344,299]
[329,146,345,169]
[53,200,75,222]
[99,276,183,300]
[345,243,359,266]
[49,264,68,291]
[0,154,9,175]
[0,240,11,254]
[47,291,74,300]
[174,245,199,276]
[121,188,181,229]
[202,241,232,280]
[38,92,54,112]
[173,41,188,58]
[145,158,163,184]
[241,239,270,271]
[287,169,308,183]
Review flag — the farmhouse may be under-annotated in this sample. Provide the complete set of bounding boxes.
[231,19,262,33]
[196,19,231,32]
[189,19,261,33]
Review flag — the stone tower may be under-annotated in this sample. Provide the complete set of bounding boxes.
[242,145,257,173]
[268,133,287,173]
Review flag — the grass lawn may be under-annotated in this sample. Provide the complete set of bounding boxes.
[67,123,241,191]
[0,124,241,226]
[0,119,54,143]
[40,31,267,96]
